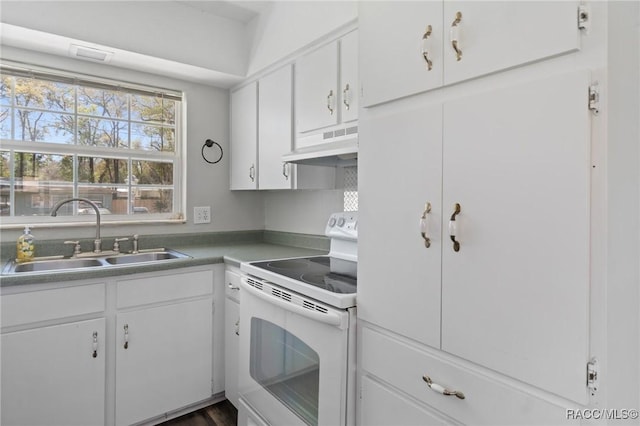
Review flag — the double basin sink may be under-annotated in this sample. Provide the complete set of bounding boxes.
[3,249,191,275]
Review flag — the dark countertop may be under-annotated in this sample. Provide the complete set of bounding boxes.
[0,240,327,288]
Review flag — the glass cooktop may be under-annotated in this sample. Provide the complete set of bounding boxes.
[250,256,357,294]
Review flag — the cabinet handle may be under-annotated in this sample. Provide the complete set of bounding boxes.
[343,84,350,110]
[282,162,290,180]
[92,331,98,358]
[327,90,334,115]
[419,202,432,248]
[228,282,240,290]
[423,375,465,399]
[450,11,463,61]
[449,203,461,252]
[249,164,255,182]
[421,25,434,71]
[123,324,129,349]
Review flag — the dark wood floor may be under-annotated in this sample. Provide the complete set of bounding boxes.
[159,400,237,426]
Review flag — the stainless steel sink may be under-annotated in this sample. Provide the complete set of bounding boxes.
[12,258,104,273]
[104,251,189,265]
[2,248,191,275]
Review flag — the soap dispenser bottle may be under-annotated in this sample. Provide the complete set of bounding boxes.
[16,226,35,263]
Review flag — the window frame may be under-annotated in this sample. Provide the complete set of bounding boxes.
[0,61,186,227]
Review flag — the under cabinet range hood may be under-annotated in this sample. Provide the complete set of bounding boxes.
[283,123,358,167]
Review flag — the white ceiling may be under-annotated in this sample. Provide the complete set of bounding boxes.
[174,1,272,23]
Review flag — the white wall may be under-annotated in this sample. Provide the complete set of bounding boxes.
[0,46,264,242]
[245,1,357,75]
[264,189,343,235]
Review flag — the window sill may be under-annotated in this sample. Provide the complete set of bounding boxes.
[0,218,187,231]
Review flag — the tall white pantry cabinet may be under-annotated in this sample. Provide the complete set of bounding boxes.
[356,1,633,425]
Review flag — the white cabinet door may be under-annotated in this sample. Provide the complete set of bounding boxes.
[443,1,580,85]
[296,40,339,133]
[441,70,591,404]
[339,30,359,124]
[116,298,213,426]
[359,1,581,106]
[359,1,443,107]
[358,103,443,349]
[231,82,258,190]
[224,296,240,408]
[258,65,294,190]
[359,376,453,426]
[1,318,106,426]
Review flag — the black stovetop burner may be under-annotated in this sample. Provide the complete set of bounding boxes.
[250,256,357,294]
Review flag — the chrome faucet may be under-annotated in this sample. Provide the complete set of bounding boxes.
[51,197,102,253]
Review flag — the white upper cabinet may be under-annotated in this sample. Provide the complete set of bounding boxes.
[360,1,581,107]
[296,40,339,133]
[258,65,294,190]
[339,30,359,124]
[359,1,444,108]
[296,30,358,134]
[442,1,580,85]
[230,81,258,190]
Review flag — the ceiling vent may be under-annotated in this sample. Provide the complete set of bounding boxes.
[69,44,114,63]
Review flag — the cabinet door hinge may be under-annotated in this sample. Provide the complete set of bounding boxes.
[578,4,591,31]
[587,358,599,395]
[588,84,600,115]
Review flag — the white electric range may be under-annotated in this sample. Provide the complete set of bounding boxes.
[237,212,358,426]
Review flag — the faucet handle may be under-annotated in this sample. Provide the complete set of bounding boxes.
[113,237,129,254]
[64,240,82,257]
[132,234,139,254]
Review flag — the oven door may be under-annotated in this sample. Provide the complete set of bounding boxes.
[238,276,354,426]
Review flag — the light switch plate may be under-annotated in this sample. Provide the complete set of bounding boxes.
[194,206,211,224]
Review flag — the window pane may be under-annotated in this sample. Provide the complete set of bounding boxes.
[15,110,74,143]
[12,152,73,216]
[0,107,10,139]
[131,94,176,124]
[133,187,172,213]
[12,152,73,217]
[15,78,74,112]
[76,185,123,215]
[132,160,173,185]
[130,124,175,152]
[14,152,73,182]
[77,87,128,119]
[78,156,128,184]
[77,117,128,148]
[1,76,11,106]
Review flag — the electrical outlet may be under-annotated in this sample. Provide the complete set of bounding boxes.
[193,206,211,224]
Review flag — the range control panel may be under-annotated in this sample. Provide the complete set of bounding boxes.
[325,212,358,241]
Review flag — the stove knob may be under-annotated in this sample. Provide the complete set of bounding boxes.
[337,217,346,227]
[329,217,337,227]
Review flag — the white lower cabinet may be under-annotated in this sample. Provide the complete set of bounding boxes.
[358,326,577,426]
[1,318,106,426]
[115,270,214,426]
[359,375,455,426]
[1,282,107,426]
[1,266,218,426]
[224,267,241,408]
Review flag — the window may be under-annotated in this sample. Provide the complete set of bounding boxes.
[0,63,183,223]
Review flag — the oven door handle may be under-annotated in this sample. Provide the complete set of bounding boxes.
[241,278,345,328]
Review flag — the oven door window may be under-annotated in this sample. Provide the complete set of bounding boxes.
[250,318,319,426]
